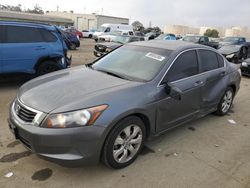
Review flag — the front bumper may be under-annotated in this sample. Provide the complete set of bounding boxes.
[8,104,106,165]
[241,66,250,76]
[93,50,106,57]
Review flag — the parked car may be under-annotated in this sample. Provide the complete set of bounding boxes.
[60,30,80,50]
[93,23,133,40]
[155,33,176,40]
[145,32,160,40]
[94,35,145,57]
[97,30,135,42]
[182,35,219,49]
[82,30,94,38]
[0,21,71,75]
[241,58,250,76]
[65,28,83,38]
[8,40,241,169]
[134,31,145,37]
[218,37,250,63]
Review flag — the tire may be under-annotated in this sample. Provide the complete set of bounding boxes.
[89,34,93,38]
[37,61,61,76]
[69,43,77,50]
[214,87,234,116]
[102,116,146,169]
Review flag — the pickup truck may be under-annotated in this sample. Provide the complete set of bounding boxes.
[218,37,250,63]
[182,35,219,49]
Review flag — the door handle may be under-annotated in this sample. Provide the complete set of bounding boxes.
[194,81,203,87]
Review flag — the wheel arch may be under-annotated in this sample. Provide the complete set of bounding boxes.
[34,55,63,71]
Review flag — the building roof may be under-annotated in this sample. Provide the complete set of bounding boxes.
[0,10,73,24]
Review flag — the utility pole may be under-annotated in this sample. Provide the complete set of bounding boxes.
[56,5,59,12]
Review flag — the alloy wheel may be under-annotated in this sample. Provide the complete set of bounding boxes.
[113,124,142,163]
[221,90,233,113]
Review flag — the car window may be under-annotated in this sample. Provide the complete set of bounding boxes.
[5,26,44,43]
[199,50,219,72]
[217,54,225,68]
[130,37,139,42]
[105,27,111,32]
[166,50,199,82]
[40,29,57,42]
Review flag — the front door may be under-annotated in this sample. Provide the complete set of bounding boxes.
[156,50,202,132]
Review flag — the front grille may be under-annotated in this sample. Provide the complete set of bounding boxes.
[15,102,37,123]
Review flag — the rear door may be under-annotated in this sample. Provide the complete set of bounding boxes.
[2,25,49,74]
[0,25,4,73]
[197,49,226,112]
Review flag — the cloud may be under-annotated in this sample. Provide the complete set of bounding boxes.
[1,0,250,28]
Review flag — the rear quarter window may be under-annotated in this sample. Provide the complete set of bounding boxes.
[217,54,225,68]
[39,29,57,42]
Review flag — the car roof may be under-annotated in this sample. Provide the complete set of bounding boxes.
[0,21,56,31]
[128,40,212,51]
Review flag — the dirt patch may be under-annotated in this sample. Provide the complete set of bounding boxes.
[7,141,20,148]
[0,151,32,162]
[31,168,53,181]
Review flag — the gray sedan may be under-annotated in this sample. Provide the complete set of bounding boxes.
[8,40,241,169]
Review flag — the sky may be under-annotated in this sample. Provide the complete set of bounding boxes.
[1,0,250,29]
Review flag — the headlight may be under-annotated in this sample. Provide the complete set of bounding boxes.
[241,62,248,67]
[226,54,235,59]
[42,105,108,128]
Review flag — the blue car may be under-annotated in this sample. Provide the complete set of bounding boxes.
[155,33,176,40]
[0,21,71,75]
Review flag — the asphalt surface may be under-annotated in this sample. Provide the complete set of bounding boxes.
[0,39,250,188]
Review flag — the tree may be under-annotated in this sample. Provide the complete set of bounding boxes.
[204,29,219,38]
[25,4,44,14]
[0,4,22,12]
[132,21,144,31]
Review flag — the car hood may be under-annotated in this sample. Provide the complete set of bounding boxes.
[18,67,133,113]
[218,45,241,55]
[97,42,122,49]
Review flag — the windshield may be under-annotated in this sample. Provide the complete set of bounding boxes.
[223,37,240,42]
[112,36,130,44]
[182,36,200,43]
[92,45,172,82]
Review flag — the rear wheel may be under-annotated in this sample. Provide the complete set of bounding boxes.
[89,34,93,38]
[214,87,234,116]
[37,61,61,76]
[102,116,146,169]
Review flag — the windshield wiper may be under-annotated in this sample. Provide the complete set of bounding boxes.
[96,69,132,81]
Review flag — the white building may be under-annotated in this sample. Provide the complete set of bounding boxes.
[46,11,129,31]
[164,25,200,35]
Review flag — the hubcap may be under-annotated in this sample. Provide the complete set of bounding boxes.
[113,125,142,163]
[221,90,233,113]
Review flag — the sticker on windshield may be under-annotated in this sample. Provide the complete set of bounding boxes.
[145,52,165,62]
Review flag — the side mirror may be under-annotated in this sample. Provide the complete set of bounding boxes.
[164,83,182,100]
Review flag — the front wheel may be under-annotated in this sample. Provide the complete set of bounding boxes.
[102,116,146,169]
[214,87,234,116]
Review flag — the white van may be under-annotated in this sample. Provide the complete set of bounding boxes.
[93,24,133,40]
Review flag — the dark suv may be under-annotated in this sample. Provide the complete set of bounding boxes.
[0,21,71,75]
